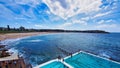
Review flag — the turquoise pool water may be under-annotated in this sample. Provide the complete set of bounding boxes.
[41,61,68,68]
[65,52,120,68]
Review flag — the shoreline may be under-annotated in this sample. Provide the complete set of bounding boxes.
[0,32,55,41]
[0,32,111,41]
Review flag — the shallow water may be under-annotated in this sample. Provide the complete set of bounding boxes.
[2,33,120,66]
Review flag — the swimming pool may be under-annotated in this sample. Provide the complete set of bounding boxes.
[65,52,120,68]
[40,61,68,68]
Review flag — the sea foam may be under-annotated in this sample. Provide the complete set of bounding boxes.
[28,39,43,42]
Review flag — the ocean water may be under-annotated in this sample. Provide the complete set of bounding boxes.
[2,33,120,66]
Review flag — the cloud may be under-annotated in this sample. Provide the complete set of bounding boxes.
[106,19,113,23]
[50,15,62,22]
[97,20,105,24]
[0,0,120,32]
[59,23,72,28]
[34,24,43,28]
[97,19,114,24]
[81,17,90,21]
[58,18,87,28]
[93,11,112,18]
[73,19,87,25]
[45,10,51,14]
[96,19,117,29]
[96,24,117,28]
[43,0,102,20]
[15,0,41,7]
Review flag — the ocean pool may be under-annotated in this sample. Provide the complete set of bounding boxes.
[65,52,120,68]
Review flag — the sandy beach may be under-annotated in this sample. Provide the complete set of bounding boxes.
[0,32,52,41]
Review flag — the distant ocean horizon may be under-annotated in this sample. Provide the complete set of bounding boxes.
[1,33,120,67]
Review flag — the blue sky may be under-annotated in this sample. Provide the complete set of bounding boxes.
[0,0,120,32]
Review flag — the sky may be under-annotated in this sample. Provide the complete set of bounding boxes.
[0,0,120,32]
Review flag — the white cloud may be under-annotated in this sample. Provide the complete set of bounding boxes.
[43,0,102,20]
[106,19,113,23]
[96,24,117,28]
[81,17,90,21]
[34,24,43,28]
[50,16,61,22]
[58,18,87,28]
[59,23,72,28]
[46,10,51,14]
[73,19,87,25]
[97,20,105,24]
[15,0,40,7]
[97,19,114,24]
[93,11,112,18]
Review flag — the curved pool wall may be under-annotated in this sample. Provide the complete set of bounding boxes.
[1,33,120,66]
[35,59,70,68]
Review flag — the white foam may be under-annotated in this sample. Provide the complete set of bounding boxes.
[8,48,18,54]
[29,39,43,42]
[99,52,110,58]
[0,38,21,45]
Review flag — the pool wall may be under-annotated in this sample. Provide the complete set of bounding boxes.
[34,59,73,68]
[34,51,120,68]
[34,59,57,68]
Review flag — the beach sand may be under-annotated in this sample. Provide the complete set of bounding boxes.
[0,32,52,41]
